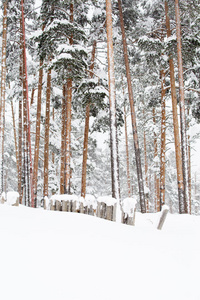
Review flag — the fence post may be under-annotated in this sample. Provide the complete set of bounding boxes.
[121,197,137,226]
[157,205,169,230]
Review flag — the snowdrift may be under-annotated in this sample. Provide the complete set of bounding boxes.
[0,204,199,300]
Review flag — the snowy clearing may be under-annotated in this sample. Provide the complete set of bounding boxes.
[0,204,199,300]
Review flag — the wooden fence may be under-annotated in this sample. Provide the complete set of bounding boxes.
[44,195,138,225]
[0,192,169,229]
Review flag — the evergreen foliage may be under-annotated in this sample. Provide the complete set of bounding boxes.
[1,0,200,213]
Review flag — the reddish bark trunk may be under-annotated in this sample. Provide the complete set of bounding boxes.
[81,40,97,198]
[60,84,66,194]
[165,1,185,213]
[43,66,51,197]
[153,108,160,212]
[118,0,145,212]
[11,101,19,175]
[64,3,74,194]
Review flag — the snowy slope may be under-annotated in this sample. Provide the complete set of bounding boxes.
[0,204,199,300]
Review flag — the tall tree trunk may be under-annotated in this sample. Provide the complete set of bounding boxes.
[60,84,66,194]
[33,59,44,206]
[153,108,160,212]
[174,0,188,213]
[18,40,23,204]
[43,65,51,198]
[23,66,29,206]
[187,108,191,214]
[52,107,55,165]
[106,0,120,200]
[143,127,149,212]
[64,3,73,194]
[11,101,19,175]
[30,87,35,106]
[124,104,131,198]
[165,1,185,213]
[160,70,166,209]
[117,0,145,212]
[81,40,97,198]
[21,0,34,207]
[0,1,8,194]
[65,78,72,194]
[143,108,149,212]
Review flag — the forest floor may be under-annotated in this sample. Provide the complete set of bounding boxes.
[0,203,199,300]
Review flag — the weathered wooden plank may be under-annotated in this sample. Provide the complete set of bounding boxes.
[62,200,67,211]
[55,200,61,211]
[50,200,55,211]
[72,200,76,212]
[106,205,112,221]
[157,206,169,230]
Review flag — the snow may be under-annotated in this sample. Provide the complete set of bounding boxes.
[0,204,199,299]
[79,194,97,209]
[97,196,117,206]
[0,204,199,300]
[121,197,137,217]
[144,185,150,194]
[6,191,19,205]
[51,194,78,205]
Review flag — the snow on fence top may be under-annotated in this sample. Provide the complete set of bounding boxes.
[49,194,119,210]
[79,194,97,209]
[51,194,78,205]
[121,197,137,217]
[7,191,19,206]
[97,196,117,206]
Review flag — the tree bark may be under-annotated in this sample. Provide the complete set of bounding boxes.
[187,108,191,214]
[106,0,120,201]
[60,84,66,194]
[165,1,185,213]
[117,0,145,212]
[33,59,43,206]
[143,109,149,212]
[153,108,160,212]
[21,0,34,207]
[30,87,35,106]
[124,104,131,198]
[65,78,72,194]
[64,3,73,194]
[23,65,29,206]
[81,40,97,198]
[18,36,23,204]
[174,0,188,213]
[0,1,8,194]
[43,65,51,198]
[160,70,166,209]
[11,101,19,175]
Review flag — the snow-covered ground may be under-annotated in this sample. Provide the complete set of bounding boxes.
[0,204,199,300]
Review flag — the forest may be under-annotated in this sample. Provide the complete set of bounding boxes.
[0,0,200,215]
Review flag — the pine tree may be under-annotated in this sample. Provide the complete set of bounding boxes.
[117,0,146,212]
[165,0,186,213]
[81,40,97,198]
[106,0,120,200]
